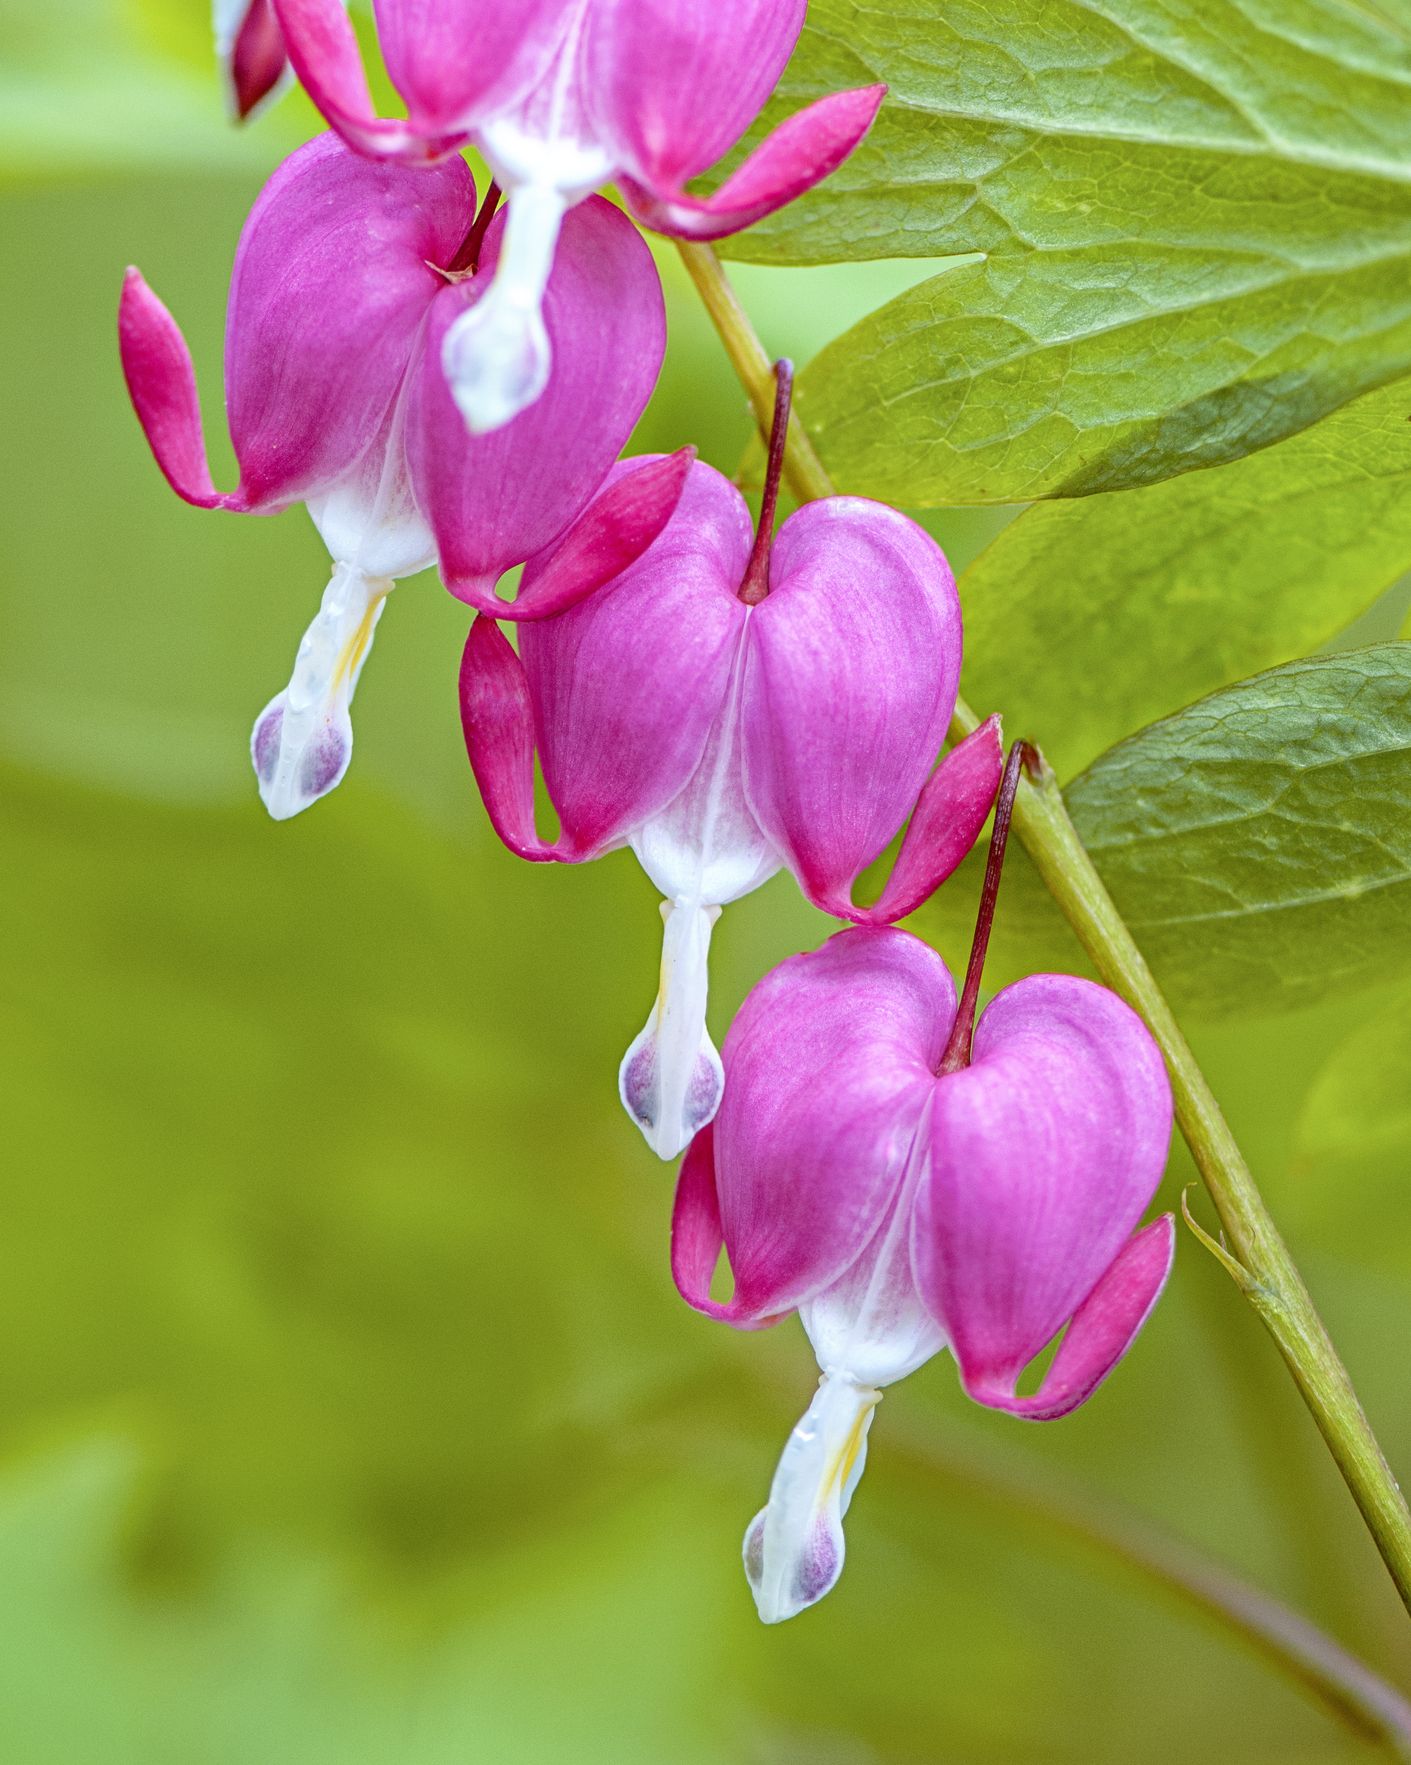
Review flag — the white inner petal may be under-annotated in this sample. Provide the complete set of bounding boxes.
[440,182,571,436]
[480,0,610,191]
[617,624,780,1155]
[743,1109,943,1625]
[456,0,614,434]
[802,1097,946,1389]
[251,562,390,822]
[618,900,723,1162]
[744,1373,880,1626]
[305,395,435,583]
[629,620,779,908]
[255,396,430,821]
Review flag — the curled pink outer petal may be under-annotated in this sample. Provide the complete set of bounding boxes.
[275,0,569,160]
[861,717,1003,925]
[272,0,407,156]
[516,461,754,857]
[965,1217,1176,1420]
[509,450,697,621]
[742,500,967,919]
[407,197,667,611]
[672,929,952,1325]
[459,618,579,863]
[582,0,805,191]
[622,85,887,241]
[119,269,232,510]
[913,974,1175,1418]
[672,1127,790,1333]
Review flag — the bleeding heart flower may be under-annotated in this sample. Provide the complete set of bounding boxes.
[460,364,1002,1159]
[671,747,1175,1622]
[272,0,885,430]
[119,132,683,819]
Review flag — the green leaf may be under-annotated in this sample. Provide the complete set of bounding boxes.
[734,0,1411,502]
[924,644,1411,1014]
[1073,642,1411,1012]
[957,378,1411,780]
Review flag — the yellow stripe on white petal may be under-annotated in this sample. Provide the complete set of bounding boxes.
[251,563,390,821]
[744,1374,881,1626]
[619,898,723,1161]
[743,1108,944,1623]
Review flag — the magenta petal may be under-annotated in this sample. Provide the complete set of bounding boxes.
[119,269,233,511]
[742,499,962,919]
[914,974,1174,1418]
[472,449,694,622]
[854,716,1003,925]
[625,85,886,241]
[375,0,570,139]
[517,461,752,857]
[458,617,578,862]
[970,1217,1176,1420]
[227,135,471,509]
[408,196,666,602]
[584,0,804,192]
[227,0,288,121]
[671,1126,781,1330]
[671,1125,726,1313]
[273,0,471,159]
[679,928,950,1326]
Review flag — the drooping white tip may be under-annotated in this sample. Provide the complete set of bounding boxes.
[251,692,351,820]
[250,564,389,821]
[440,179,570,435]
[619,899,724,1160]
[442,295,552,435]
[745,1375,880,1625]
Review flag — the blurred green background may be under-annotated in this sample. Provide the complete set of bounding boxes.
[5,3,1411,1760]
